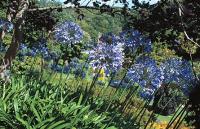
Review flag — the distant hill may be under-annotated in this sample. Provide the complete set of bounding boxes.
[54,8,125,39]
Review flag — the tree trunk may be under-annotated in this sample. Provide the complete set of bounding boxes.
[3,0,29,66]
[4,20,22,65]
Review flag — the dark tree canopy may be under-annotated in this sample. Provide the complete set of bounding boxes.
[186,80,200,128]
[128,0,200,61]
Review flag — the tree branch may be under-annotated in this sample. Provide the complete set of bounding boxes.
[27,5,100,12]
[178,5,200,48]
[4,0,29,66]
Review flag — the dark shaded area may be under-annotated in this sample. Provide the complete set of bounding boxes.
[152,84,184,116]
[185,80,200,128]
[129,0,200,61]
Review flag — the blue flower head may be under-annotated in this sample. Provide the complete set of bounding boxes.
[88,39,124,73]
[18,44,29,57]
[0,19,13,32]
[50,64,63,72]
[140,88,155,100]
[0,45,6,52]
[65,57,88,79]
[19,44,28,50]
[99,32,121,45]
[120,29,152,53]
[54,21,83,44]
[49,51,60,60]
[160,58,196,96]
[18,41,50,59]
[126,56,163,99]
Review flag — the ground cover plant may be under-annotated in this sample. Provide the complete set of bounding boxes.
[0,0,200,129]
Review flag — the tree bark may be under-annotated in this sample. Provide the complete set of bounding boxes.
[3,0,29,66]
[0,29,5,42]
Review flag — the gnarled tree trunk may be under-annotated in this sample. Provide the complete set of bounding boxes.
[3,0,29,66]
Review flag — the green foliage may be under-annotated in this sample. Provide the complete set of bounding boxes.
[36,0,62,7]
[0,69,143,128]
[60,43,84,63]
[2,34,12,45]
[55,8,124,39]
[0,10,6,18]
[0,76,104,128]
[11,56,41,75]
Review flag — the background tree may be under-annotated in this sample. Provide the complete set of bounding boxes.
[129,0,200,61]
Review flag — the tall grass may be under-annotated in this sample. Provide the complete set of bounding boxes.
[0,57,190,129]
[0,71,144,128]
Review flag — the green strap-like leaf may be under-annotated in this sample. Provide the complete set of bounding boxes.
[34,117,55,129]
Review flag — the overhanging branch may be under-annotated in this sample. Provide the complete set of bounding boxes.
[178,5,200,48]
[28,5,100,12]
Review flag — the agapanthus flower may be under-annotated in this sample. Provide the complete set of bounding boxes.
[18,42,45,58]
[17,38,62,63]
[160,58,196,96]
[126,56,163,100]
[25,49,37,57]
[120,29,152,53]
[88,41,124,73]
[68,58,88,78]
[18,44,29,57]
[0,44,6,52]
[50,64,63,72]
[0,19,4,28]
[19,44,28,50]
[54,21,83,44]
[49,63,70,74]
[18,44,31,61]
[0,19,13,32]
[18,41,50,60]
[33,39,55,60]
[140,88,155,100]
[99,32,121,45]
[50,58,88,78]
[39,46,50,60]
[48,51,60,60]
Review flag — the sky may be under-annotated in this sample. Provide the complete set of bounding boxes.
[57,0,159,6]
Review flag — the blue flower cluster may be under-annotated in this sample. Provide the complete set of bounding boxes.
[123,56,196,100]
[88,34,124,73]
[54,21,84,44]
[50,58,88,79]
[18,44,37,60]
[50,64,69,74]
[0,44,7,52]
[18,41,87,79]
[125,56,164,100]
[0,19,13,32]
[120,30,152,53]
[69,58,88,78]
[160,58,196,96]
[99,32,120,45]
[36,39,53,61]
[17,39,59,61]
